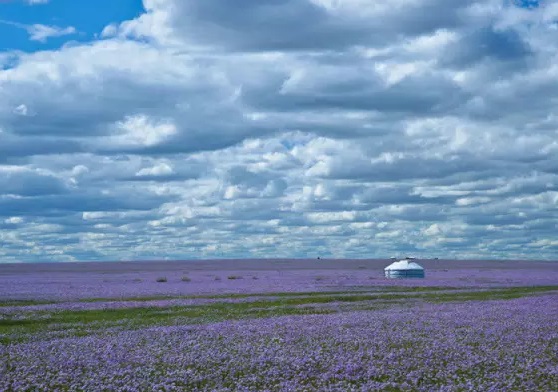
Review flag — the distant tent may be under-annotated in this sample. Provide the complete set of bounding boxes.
[385,257,425,278]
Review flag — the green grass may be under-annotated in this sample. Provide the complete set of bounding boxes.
[424,285,558,302]
[0,302,337,344]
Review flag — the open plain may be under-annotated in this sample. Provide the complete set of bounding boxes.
[1,259,557,391]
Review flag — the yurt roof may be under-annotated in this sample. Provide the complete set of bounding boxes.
[384,259,424,271]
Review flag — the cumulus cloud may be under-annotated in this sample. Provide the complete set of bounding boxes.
[0,0,557,261]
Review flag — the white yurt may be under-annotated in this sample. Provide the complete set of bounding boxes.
[384,257,425,278]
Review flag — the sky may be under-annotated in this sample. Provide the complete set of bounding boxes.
[0,0,557,262]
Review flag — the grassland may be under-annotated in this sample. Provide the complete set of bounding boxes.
[2,285,557,344]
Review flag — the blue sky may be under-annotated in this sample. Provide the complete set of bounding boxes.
[0,0,143,51]
[0,0,557,262]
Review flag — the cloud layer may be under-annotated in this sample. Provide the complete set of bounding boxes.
[1,0,557,262]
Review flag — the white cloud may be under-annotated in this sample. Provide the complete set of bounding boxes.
[306,211,358,223]
[100,23,118,38]
[13,104,30,116]
[5,217,24,224]
[136,162,174,177]
[0,20,76,43]
[423,223,443,236]
[27,24,76,42]
[109,115,177,148]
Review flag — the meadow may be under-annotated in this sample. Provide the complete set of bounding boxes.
[1,259,557,391]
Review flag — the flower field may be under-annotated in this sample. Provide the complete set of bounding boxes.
[1,259,557,391]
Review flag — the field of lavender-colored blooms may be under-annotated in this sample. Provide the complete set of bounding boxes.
[1,259,557,391]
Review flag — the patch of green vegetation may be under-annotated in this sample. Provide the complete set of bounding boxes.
[0,302,337,344]
[424,285,558,303]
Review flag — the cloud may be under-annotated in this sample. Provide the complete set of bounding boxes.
[27,24,76,42]
[13,104,31,116]
[106,115,178,149]
[1,0,558,261]
[112,0,473,51]
[0,166,68,196]
[0,20,76,42]
[136,162,174,177]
